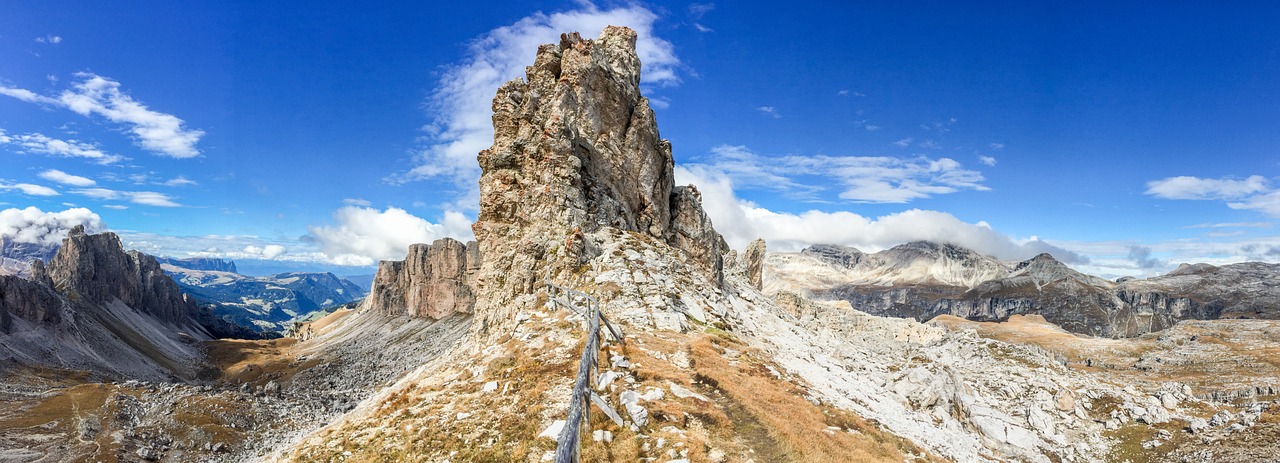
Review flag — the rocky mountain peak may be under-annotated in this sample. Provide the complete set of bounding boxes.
[1168,262,1217,276]
[47,225,194,324]
[363,238,478,320]
[470,26,726,334]
[801,244,865,269]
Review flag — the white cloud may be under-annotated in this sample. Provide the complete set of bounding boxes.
[1146,175,1280,218]
[1183,222,1272,229]
[1228,190,1280,218]
[242,244,287,260]
[1145,175,1268,200]
[162,176,197,187]
[893,138,913,147]
[0,87,58,104]
[675,166,1085,263]
[0,74,204,158]
[978,155,997,167]
[35,35,62,44]
[0,129,123,164]
[756,106,781,118]
[39,169,96,187]
[0,206,104,245]
[691,144,989,204]
[989,143,1005,150]
[1,182,59,196]
[342,198,373,207]
[391,4,680,186]
[102,204,128,210]
[71,187,181,207]
[307,206,475,266]
[58,73,204,158]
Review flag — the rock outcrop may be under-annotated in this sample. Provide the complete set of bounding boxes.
[47,225,195,325]
[742,238,766,290]
[363,238,477,319]
[470,27,725,334]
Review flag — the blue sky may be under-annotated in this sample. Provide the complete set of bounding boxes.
[1,1,1277,277]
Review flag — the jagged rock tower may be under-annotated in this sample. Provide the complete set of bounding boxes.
[471,27,726,336]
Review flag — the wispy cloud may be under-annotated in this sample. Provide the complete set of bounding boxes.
[0,129,124,164]
[34,35,62,44]
[757,106,781,118]
[920,118,957,133]
[852,119,879,131]
[978,155,997,167]
[691,144,990,204]
[342,198,373,207]
[989,142,1005,150]
[1,182,60,196]
[893,138,913,147]
[162,176,197,187]
[39,169,96,187]
[71,187,181,207]
[1183,222,1272,229]
[389,4,680,188]
[0,73,204,158]
[688,3,715,32]
[1145,175,1268,200]
[1146,175,1280,217]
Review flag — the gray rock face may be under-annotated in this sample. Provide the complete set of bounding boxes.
[364,238,476,320]
[801,244,864,269]
[742,239,766,290]
[47,225,196,325]
[0,273,65,332]
[471,27,725,335]
[669,185,726,286]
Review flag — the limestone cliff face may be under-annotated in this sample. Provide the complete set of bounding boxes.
[364,238,477,319]
[47,225,195,325]
[471,27,726,334]
[0,272,65,332]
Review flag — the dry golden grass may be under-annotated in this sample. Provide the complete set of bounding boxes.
[687,335,931,463]
[203,337,324,387]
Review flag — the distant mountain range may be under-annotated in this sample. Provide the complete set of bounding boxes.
[768,241,1280,337]
[161,263,368,334]
[0,237,58,278]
